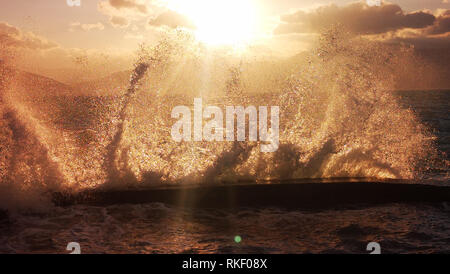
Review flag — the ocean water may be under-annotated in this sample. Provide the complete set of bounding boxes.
[1,202,450,254]
[0,34,449,253]
[0,90,448,254]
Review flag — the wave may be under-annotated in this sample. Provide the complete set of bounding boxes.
[0,29,439,210]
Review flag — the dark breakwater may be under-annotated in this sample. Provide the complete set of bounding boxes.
[53,181,450,210]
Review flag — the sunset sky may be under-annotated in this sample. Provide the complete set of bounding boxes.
[1,0,449,81]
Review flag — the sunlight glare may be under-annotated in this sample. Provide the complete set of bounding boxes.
[167,0,257,46]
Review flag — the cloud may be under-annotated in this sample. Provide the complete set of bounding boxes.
[0,22,57,50]
[98,0,162,29]
[148,10,195,29]
[70,22,105,32]
[424,10,450,35]
[373,9,450,48]
[0,22,136,85]
[108,0,147,14]
[110,16,130,28]
[274,2,436,35]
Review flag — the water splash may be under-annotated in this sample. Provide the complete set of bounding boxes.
[0,29,439,209]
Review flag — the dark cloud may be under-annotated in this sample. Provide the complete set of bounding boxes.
[274,2,436,35]
[425,10,450,35]
[0,22,57,50]
[148,10,195,29]
[108,0,147,14]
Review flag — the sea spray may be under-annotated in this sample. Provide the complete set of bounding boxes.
[0,29,439,211]
[104,34,196,186]
[0,63,60,211]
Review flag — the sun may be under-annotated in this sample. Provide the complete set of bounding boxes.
[167,0,257,46]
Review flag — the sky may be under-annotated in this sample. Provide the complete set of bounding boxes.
[0,0,449,80]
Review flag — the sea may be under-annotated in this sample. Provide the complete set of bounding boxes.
[0,35,449,254]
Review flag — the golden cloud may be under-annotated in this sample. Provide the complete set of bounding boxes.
[148,10,195,29]
[274,2,436,35]
[0,22,58,50]
[108,0,148,14]
[70,22,105,32]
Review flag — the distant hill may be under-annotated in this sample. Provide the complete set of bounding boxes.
[290,46,450,91]
[70,70,131,96]
[9,45,449,98]
[6,69,75,97]
[5,68,131,97]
